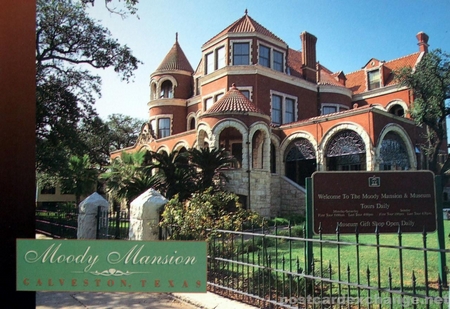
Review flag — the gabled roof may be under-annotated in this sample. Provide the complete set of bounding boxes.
[203,84,266,115]
[202,10,286,48]
[319,65,346,87]
[286,48,304,78]
[346,52,421,94]
[154,34,193,73]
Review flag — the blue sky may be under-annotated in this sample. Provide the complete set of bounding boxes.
[86,0,450,121]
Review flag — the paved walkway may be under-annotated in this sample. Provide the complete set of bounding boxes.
[36,291,258,309]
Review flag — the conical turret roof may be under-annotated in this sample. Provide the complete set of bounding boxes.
[203,84,266,116]
[154,33,194,73]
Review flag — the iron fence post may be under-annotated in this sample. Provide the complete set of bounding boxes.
[305,177,313,276]
[435,175,447,287]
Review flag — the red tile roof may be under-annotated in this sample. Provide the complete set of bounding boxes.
[204,84,266,115]
[203,11,286,47]
[155,36,194,73]
[319,65,345,86]
[346,52,421,94]
[286,48,304,78]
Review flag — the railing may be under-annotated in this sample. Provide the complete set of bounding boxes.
[96,208,130,239]
[35,209,78,239]
[207,224,450,309]
[35,208,129,240]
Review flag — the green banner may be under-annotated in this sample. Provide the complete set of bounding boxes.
[17,239,207,293]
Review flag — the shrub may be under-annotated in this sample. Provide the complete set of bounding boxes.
[159,187,264,240]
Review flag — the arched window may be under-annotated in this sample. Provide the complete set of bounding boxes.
[379,132,410,170]
[285,139,316,186]
[326,130,366,171]
[388,104,405,117]
[252,130,265,169]
[219,127,243,169]
[189,117,196,130]
[160,80,173,98]
[270,142,276,173]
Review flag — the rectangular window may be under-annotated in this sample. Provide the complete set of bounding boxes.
[271,95,282,125]
[216,46,225,69]
[158,118,170,138]
[206,52,214,74]
[322,106,337,115]
[205,97,213,110]
[233,42,249,65]
[284,98,295,123]
[40,186,56,195]
[368,70,381,90]
[241,90,250,100]
[215,93,224,101]
[259,45,270,67]
[273,50,283,72]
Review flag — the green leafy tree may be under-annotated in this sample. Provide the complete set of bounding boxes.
[81,0,139,17]
[36,0,141,174]
[160,188,263,240]
[78,114,144,172]
[106,114,144,152]
[395,49,450,179]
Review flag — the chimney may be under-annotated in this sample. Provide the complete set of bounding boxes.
[416,32,429,53]
[300,31,317,83]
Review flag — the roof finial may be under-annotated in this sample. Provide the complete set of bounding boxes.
[245,9,248,15]
[175,32,178,42]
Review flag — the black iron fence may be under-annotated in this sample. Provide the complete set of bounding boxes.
[35,209,78,239]
[35,209,450,308]
[96,208,130,239]
[207,224,450,309]
[35,208,129,240]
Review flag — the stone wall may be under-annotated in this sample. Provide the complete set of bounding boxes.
[222,170,306,218]
[279,176,306,216]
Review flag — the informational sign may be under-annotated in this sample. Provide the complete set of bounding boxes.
[17,239,207,292]
[312,171,436,234]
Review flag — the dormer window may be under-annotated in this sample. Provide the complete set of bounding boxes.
[368,69,381,90]
[233,42,250,65]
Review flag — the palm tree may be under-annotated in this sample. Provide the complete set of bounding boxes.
[188,147,235,192]
[100,150,147,209]
[60,154,98,206]
[146,150,195,201]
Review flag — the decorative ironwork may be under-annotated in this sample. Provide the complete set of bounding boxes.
[286,139,316,161]
[326,130,365,157]
[379,132,410,170]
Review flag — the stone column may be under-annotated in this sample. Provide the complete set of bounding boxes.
[77,192,109,239]
[129,189,168,240]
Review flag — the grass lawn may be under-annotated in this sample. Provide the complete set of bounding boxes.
[265,221,450,289]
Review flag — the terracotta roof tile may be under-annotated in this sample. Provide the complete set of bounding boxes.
[287,48,304,78]
[203,12,285,47]
[318,65,344,86]
[346,52,421,94]
[155,37,193,73]
[204,84,266,115]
